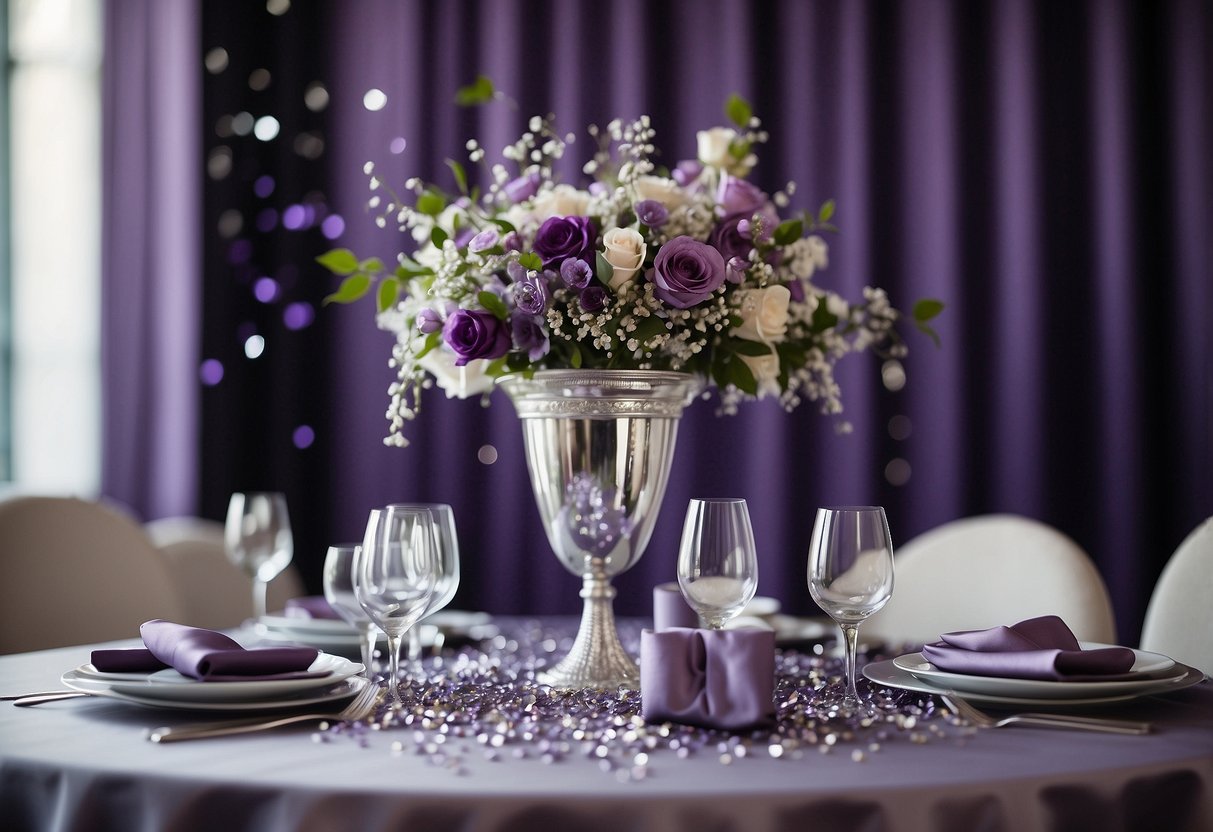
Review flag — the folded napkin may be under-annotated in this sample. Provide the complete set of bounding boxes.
[641,627,775,730]
[921,615,1136,681]
[653,582,700,631]
[91,620,324,682]
[283,595,340,619]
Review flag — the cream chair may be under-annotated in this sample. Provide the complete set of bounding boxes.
[0,496,188,653]
[145,516,307,629]
[1140,516,1213,674]
[864,514,1117,647]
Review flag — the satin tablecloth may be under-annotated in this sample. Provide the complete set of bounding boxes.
[1,634,1211,832]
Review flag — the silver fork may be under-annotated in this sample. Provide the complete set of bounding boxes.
[941,694,1151,735]
[147,681,383,743]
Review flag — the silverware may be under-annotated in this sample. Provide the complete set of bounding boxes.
[942,694,1151,735]
[12,691,91,706]
[2,690,80,701]
[146,681,383,743]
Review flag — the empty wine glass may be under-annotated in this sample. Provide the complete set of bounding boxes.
[677,498,759,629]
[224,492,293,621]
[386,503,461,663]
[322,544,378,677]
[808,506,895,715]
[355,506,442,704]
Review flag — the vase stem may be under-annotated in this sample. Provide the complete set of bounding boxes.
[538,567,637,690]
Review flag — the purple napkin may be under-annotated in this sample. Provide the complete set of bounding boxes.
[921,615,1136,681]
[284,595,340,619]
[91,620,324,681]
[641,627,775,730]
[653,582,700,630]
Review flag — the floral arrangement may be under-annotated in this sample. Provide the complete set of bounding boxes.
[319,89,941,446]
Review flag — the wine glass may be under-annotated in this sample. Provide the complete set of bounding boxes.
[386,503,460,663]
[807,506,895,715]
[224,492,293,621]
[354,506,442,704]
[676,498,759,630]
[322,544,378,677]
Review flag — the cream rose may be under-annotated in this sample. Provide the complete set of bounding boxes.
[697,127,737,169]
[739,350,782,398]
[417,351,495,399]
[531,184,591,220]
[633,175,688,209]
[734,285,791,344]
[601,227,647,293]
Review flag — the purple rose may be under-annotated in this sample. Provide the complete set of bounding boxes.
[416,308,444,334]
[511,315,550,362]
[560,257,594,289]
[716,176,768,215]
[533,215,596,269]
[503,172,540,204]
[442,309,511,366]
[709,206,778,263]
[672,160,704,187]
[787,278,806,304]
[649,236,726,309]
[726,256,749,285]
[468,228,499,253]
[512,272,550,316]
[579,285,608,313]
[634,200,669,227]
[501,231,523,252]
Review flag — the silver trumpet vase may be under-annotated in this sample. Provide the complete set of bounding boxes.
[499,370,700,689]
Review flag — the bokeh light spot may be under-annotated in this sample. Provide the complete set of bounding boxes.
[204,48,228,74]
[363,89,387,111]
[254,175,275,198]
[199,359,224,386]
[248,68,271,91]
[281,204,307,230]
[253,277,280,303]
[253,115,280,141]
[881,359,906,392]
[477,444,499,465]
[244,334,266,359]
[266,0,290,16]
[226,239,253,265]
[389,137,407,154]
[217,209,243,238]
[304,82,329,112]
[888,414,912,441]
[207,146,232,180]
[885,458,912,487]
[255,208,278,232]
[231,111,255,136]
[294,131,325,159]
[283,301,315,330]
[292,425,315,449]
[321,215,345,239]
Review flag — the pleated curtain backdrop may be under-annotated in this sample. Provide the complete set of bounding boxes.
[101,0,1211,643]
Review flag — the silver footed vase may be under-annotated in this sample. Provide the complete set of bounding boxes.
[499,370,701,690]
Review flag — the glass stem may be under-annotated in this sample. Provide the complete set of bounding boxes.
[385,632,403,704]
[407,626,422,663]
[841,623,861,704]
[252,578,268,620]
[360,625,377,678]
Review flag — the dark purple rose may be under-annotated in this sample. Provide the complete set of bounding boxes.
[707,212,755,267]
[468,228,499,253]
[442,309,511,366]
[560,257,594,289]
[649,236,726,309]
[579,285,608,313]
[716,176,767,215]
[511,315,549,362]
[503,172,540,204]
[512,272,550,316]
[533,215,596,269]
[634,200,669,227]
[672,160,704,187]
[416,308,444,334]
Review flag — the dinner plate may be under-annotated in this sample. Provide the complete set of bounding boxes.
[68,653,362,702]
[765,614,835,647]
[60,673,369,712]
[892,644,1180,699]
[259,615,360,637]
[865,659,1205,707]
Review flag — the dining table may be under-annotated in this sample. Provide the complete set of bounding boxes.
[1,617,1210,832]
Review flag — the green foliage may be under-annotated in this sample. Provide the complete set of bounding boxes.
[728,338,774,357]
[376,277,400,313]
[912,298,945,347]
[773,219,804,247]
[316,248,359,276]
[445,159,468,194]
[517,252,543,272]
[810,300,839,332]
[631,315,668,348]
[414,331,441,360]
[477,290,509,320]
[725,93,752,129]
[595,252,615,286]
[323,274,372,305]
[416,190,446,217]
[454,74,496,106]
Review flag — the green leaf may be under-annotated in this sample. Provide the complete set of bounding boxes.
[570,344,583,369]
[484,357,508,376]
[416,190,446,217]
[414,331,441,360]
[322,273,372,305]
[631,316,668,347]
[517,252,543,272]
[445,159,468,194]
[915,320,942,348]
[490,218,518,234]
[725,93,752,128]
[727,355,759,395]
[730,339,774,357]
[773,219,804,247]
[506,351,531,371]
[454,74,496,106]
[430,226,448,249]
[477,290,509,320]
[912,298,945,322]
[818,199,835,224]
[395,262,433,280]
[376,277,401,313]
[810,300,839,332]
[359,256,385,274]
[315,248,360,276]
[595,252,615,286]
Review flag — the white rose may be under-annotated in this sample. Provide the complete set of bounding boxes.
[739,350,782,398]
[601,227,647,293]
[417,351,495,399]
[633,175,688,209]
[697,127,737,169]
[734,285,791,344]
[531,184,591,220]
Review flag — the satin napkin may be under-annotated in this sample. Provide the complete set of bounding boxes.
[91,620,324,681]
[921,615,1137,681]
[641,627,775,730]
[653,582,700,631]
[283,595,340,619]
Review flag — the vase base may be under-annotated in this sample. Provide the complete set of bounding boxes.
[537,652,639,691]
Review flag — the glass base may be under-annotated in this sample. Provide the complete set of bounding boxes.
[538,572,637,690]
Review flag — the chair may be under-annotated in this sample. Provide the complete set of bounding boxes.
[144,516,307,629]
[1140,516,1213,674]
[0,496,188,653]
[863,514,1117,647]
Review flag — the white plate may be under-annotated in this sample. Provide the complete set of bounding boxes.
[60,673,369,712]
[260,614,360,637]
[742,596,781,618]
[765,614,834,646]
[893,644,1179,699]
[864,658,1206,707]
[69,653,362,702]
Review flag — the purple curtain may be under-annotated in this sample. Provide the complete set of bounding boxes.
[104,0,1212,644]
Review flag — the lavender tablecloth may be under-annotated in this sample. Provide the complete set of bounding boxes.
[1,623,1210,832]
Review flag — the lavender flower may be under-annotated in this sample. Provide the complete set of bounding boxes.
[716,176,768,215]
[726,256,749,285]
[511,314,550,361]
[560,257,594,290]
[416,308,444,334]
[503,172,540,204]
[634,200,669,228]
[672,159,704,187]
[468,228,499,253]
[649,236,726,309]
[512,273,550,316]
[442,309,511,366]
